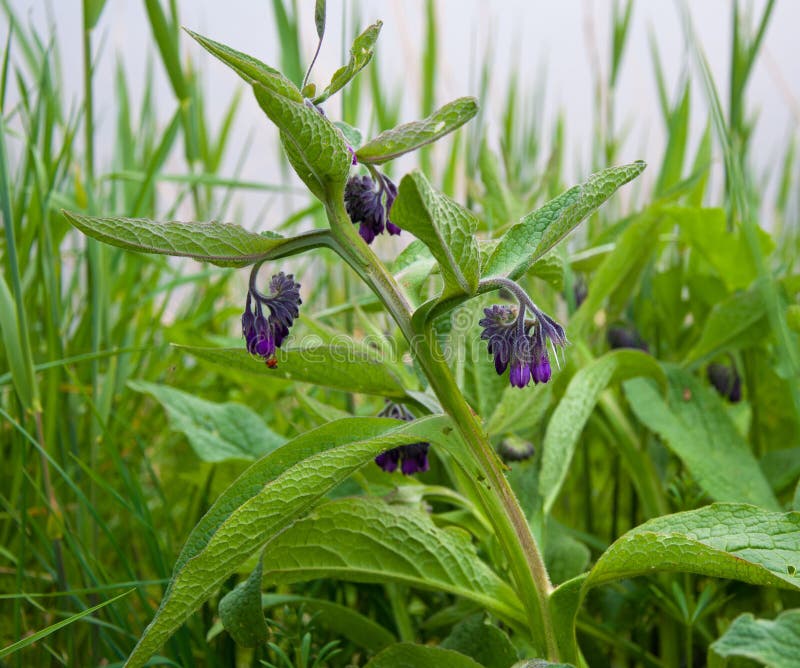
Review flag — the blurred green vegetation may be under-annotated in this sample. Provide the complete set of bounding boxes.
[1,1,798,666]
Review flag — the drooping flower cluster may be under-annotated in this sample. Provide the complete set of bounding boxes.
[374,402,430,475]
[242,271,302,367]
[344,173,401,244]
[479,302,567,389]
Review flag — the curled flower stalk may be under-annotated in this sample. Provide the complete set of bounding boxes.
[242,266,302,366]
[479,278,567,389]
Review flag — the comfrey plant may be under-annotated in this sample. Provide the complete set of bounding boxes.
[65,6,754,667]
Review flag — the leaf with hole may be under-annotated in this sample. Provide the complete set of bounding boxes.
[356,97,478,165]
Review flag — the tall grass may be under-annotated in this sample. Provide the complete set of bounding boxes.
[1,1,798,665]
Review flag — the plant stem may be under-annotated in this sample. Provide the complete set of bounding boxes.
[325,199,559,659]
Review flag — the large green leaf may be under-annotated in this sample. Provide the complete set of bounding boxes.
[483,161,646,280]
[313,22,382,104]
[624,365,779,509]
[550,504,800,664]
[258,497,526,628]
[709,609,800,667]
[129,381,284,462]
[177,345,407,398]
[63,212,328,267]
[365,642,484,668]
[125,416,452,667]
[539,350,666,514]
[254,83,351,201]
[392,170,480,299]
[356,97,479,165]
[684,281,766,364]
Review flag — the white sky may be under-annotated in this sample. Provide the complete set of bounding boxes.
[5,1,799,226]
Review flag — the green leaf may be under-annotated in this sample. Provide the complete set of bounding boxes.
[550,504,800,664]
[588,504,800,590]
[218,560,267,647]
[314,0,326,39]
[440,614,518,668]
[484,161,646,280]
[257,595,396,652]
[255,84,351,202]
[624,366,779,509]
[392,170,480,299]
[709,609,800,667]
[313,21,382,104]
[259,497,526,628]
[185,28,350,201]
[128,381,284,463]
[356,97,479,165]
[677,206,775,291]
[177,345,407,398]
[0,589,133,660]
[568,206,665,336]
[539,350,667,514]
[125,415,452,667]
[684,281,766,364]
[365,643,484,668]
[63,211,328,268]
[184,28,301,102]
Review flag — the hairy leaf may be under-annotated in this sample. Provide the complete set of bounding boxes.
[710,609,800,667]
[550,504,800,664]
[440,614,517,668]
[314,22,382,104]
[125,416,452,667]
[63,212,328,267]
[625,365,779,509]
[218,560,267,647]
[684,281,766,364]
[365,643,484,668]
[259,497,526,628]
[254,84,351,201]
[177,345,407,398]
[392,170,480,299]
[540,350,666,514]
[129,381,284,462]
[484,161,646,280]
[356,97,479,165]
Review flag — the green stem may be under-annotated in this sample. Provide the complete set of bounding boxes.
[324,198,558,659]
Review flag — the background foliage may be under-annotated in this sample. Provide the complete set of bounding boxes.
[1,1,799,666]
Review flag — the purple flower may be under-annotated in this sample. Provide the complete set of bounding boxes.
[607,325,648,352]
[479,303,566,389]
[374,402,430,476]
[242,271,301,366]
[707,363,742,403]
[344,173,401,244]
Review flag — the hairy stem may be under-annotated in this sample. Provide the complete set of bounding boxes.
[325,198,559,659]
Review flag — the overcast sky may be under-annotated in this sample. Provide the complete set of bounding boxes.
[6,1,799,225]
